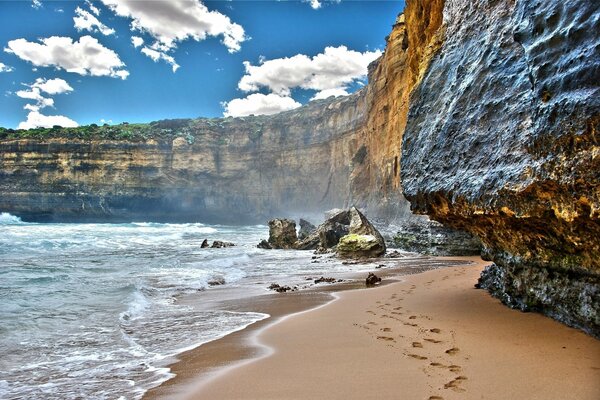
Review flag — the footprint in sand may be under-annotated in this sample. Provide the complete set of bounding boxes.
[393,306,403,310]
[377,336,395,342]
[445,347,460,355]
[409,315,417,319]
[381,327,392,332]
[407,353,428,360]
[391,311,403,315]
[429,328,441,334]
[428,396,444,400]
[366,310,376,315]
[403,322,418,327]
[449,365,462,373]
[424,338,443,344]
[444,376,468,391]
[367,321,377,325]
[430,362,444,367]
[412,342,423,348]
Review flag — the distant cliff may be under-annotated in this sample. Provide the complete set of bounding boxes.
[0,95,366,223]
[401,0,599,336]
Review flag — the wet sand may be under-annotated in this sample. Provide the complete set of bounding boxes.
[147,257,600,399]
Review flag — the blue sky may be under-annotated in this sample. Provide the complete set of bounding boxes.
[0,0,403,129]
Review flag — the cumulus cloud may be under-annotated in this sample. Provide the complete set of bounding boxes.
[5,35,129,79]
[16,78,73,112]
[15,78,77,129]
[101,0,245,70]
[131,36,144,48]
[222,45,379,117]
[222,93,301,117]
[74,6,115,36]
[0,62,14,73]
[18,111,78,130]
[238,46,381,97]
[32,0,42,10]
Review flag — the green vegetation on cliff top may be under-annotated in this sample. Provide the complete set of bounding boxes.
[0,116,268,143]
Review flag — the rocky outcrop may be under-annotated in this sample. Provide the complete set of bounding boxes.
[267,219,298,249]
[401,0,600,336]
[298,219,316,240]
[393,220,481,256]
[337,207,386,258]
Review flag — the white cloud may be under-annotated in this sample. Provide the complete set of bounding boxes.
[311,88,348,100]
[131,36,144,48]
[141,46,180,72]
[86,0,101,16]
[33,77,74,95]
[15,78,73,113]
[238,46,381,96]
[0,62,14,73]
[307,0,322,10]
[74,7,115,36]
[101,0,245,70]
[32,0,42,10]
[5,35,129,79]
[222,93,301,117]
[18,111,78,130]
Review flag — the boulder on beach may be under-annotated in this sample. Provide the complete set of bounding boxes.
[296,209,350,250]
[336,207,386,258]
[267,218,298,249]
[298,219,316,240]
[365,272,382,286]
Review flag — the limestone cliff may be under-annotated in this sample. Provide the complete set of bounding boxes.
[401,0,600,336]
[0,95,366,223]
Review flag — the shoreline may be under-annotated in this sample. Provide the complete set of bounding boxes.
[146,256,600,400]
[144,256,472,399]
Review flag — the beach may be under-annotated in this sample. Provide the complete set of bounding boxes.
[147,257,600,400]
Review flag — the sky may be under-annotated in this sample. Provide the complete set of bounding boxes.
[0,0,404,129]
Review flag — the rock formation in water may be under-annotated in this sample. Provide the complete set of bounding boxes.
[401,0,599,336]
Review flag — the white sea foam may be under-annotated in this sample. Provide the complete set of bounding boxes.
[0,212,25,225]
[0,220,401,399]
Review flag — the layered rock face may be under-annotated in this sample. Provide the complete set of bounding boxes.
[0,95,367,223]
[401,0,600,336]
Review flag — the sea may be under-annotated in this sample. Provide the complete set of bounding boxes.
[0,212,393,399]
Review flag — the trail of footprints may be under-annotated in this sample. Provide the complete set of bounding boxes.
[353,272,470,399]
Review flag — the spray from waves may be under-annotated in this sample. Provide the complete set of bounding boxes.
[0,212,26,225]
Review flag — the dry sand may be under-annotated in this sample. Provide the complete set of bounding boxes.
[149,257,600,400]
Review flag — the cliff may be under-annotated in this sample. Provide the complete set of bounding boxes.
[0,6,437,226]
[401,0,600,336]
[0,95,367,223]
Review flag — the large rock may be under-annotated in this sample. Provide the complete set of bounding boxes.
[401,0,600,336]
[267,219,298,249]
[337,207,386,258]
[296,209,351,250]
[298,219,316,240]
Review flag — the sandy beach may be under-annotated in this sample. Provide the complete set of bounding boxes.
[147,257,600,400]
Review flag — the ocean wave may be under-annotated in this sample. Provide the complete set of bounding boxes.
[0,212,26,225]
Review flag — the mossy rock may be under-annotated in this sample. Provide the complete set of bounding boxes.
[337,234,385,259]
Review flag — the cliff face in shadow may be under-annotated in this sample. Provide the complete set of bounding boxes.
[401,0,600,336]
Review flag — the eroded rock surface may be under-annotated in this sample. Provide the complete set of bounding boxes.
[393,219,481,256]
[337,207,387,258]
[401,0,600,336]
[267,219,298,249]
